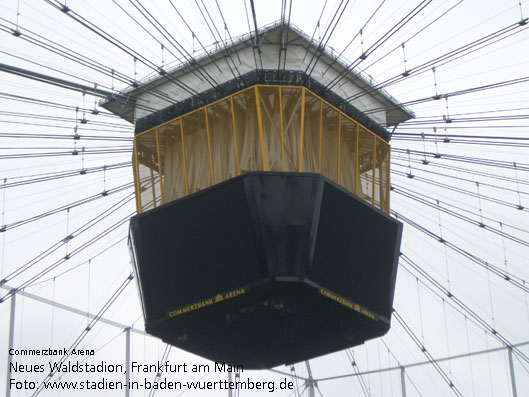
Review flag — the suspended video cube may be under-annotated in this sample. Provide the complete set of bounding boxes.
[104,23,413,369]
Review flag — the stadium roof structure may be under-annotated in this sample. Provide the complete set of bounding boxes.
[103,20,414,133]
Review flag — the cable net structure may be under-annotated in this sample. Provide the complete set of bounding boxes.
[0,0,528,396]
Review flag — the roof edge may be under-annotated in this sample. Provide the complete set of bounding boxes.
[102,20,414,125]
[134,69,393,142]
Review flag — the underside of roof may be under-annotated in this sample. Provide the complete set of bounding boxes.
[102,21,414,131]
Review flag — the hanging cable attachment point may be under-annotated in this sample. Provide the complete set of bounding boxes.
[91,83,100,114]
[421,132,429,165]
[359,29,367,60]
[0,177,6,233]
[131,57,139,88]
[159,44,166,75]
[475,182,486,228]
[406,149,415,179]
[443,125,450,143]
[401,43,409,77]
[13,0,21,36]
[432,67,441,100]
[102,165,108,196]
[512,162,524,210]
[432,127,441,158]
[80,91,87,124]
[443,97,452,123]
[64,208,72,260]
[80,147,86,175]
[519,1,527,24]
[111,69,115,97]
[72,114,79,155]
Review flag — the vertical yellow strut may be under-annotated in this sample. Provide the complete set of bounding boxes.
[150,168,156,208]
[230,97,241,176]
[318,99,323,174]
[155,127,164,205]
[337,112,342,183]
[355,123,359,196]
[279,87,285,171]
[372,136,376,207]
[132,140,141,214]
[204,108,215,185]
[254,86,268,171]
[298,88,306,172]
[387,144,391,213]
[179,118,189,195]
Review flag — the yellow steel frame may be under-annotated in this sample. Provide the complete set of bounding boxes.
[279,87,285,172]
[387,148,391,212]
[204,108,215,186]
[132,140,141,214]
[180,119,189,195]
[298,87,306,172]
[372,135,376,207]
[337,112,342,183]
[150,168,156,208]
[355,123,360,197]
[318,100,323,174]
[135,85,381,141]
[230,97,241,175]
[155,127,164,206]
[133,84,391,214]
[254,86,268,171]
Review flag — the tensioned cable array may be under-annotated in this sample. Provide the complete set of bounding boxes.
[324,0,435,90]
[1,182,133,232]
[343,18,529,103]
[31,272,134,396]
[392,210,529,293]
[0,193,134,299]
[44,0,207,99]
[393,309,464,397]
[398,253,529,365]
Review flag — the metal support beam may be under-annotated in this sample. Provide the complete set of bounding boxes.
[5,291,15,397]
[305,361,315,397]
[1,285,145,336]
[125,327,131,397]
[400,366,407,397]
[507,346,518,397]
[307,381,315,397]
[315,340,529,382]
[0,62,118,99]
[249,0,260,48]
